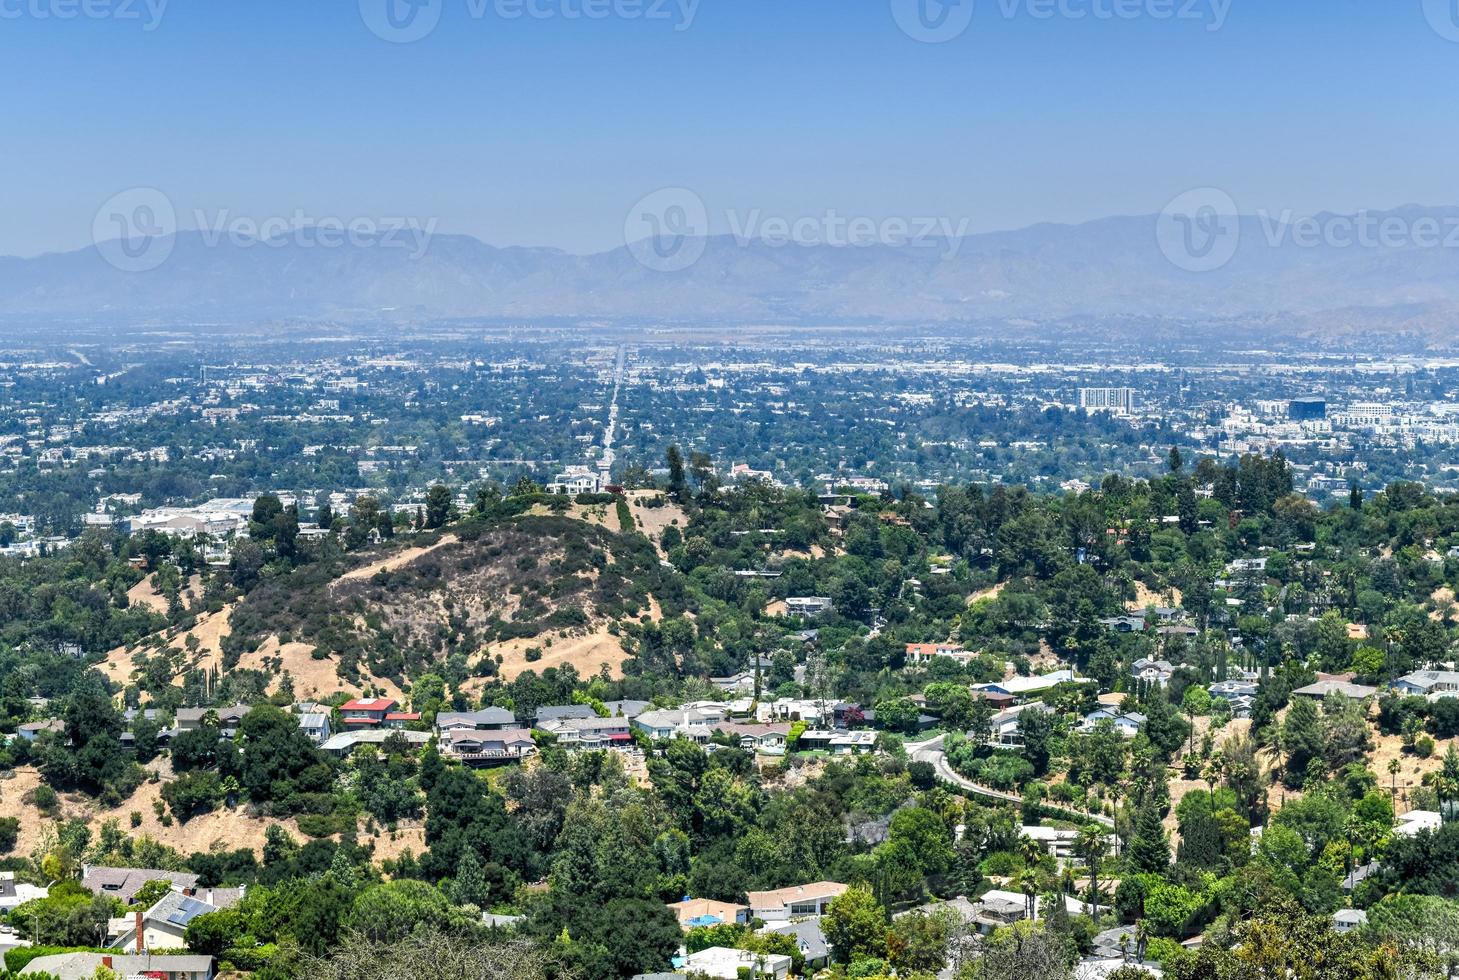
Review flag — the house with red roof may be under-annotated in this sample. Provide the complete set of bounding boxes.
[340,697,397,728]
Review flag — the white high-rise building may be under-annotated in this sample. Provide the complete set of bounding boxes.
[1078,387,1138,414]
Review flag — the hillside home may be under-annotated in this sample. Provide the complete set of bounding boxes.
[1392,670,1459,699]
[440,728,537,766]
[436,707,518,732]
[747,881,849,922]
[339,697,397,728]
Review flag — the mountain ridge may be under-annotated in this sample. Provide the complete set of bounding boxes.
[7,207,1459,332]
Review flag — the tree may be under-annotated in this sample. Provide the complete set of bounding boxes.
[886,909,953,975]
[425,485,454,530]
[977,920,1076,980]
[305,928,562,980]
[666,445,687,502]
[347,880,452,944]
[185,908,244,956]
[823,884,887,964]
[1128,804,1171,874]
[1281,696,1324,786]
[1076,824,1108,922]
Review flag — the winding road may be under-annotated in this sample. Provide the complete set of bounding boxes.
[907,734,1116,828]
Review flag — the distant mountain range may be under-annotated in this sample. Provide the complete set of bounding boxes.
[7,206,1459,333]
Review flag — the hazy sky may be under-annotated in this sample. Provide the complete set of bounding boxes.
[4,0,1459,257]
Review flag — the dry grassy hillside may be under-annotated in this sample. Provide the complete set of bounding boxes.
[104,513,667,699]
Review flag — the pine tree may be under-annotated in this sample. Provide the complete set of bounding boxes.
[451,848,488,907]
[1128,804,1171,874]
[328,847,358,889]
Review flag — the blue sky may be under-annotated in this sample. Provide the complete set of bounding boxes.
[3,0,1458,256]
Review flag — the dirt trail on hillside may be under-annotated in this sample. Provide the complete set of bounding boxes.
[337,534,459,582]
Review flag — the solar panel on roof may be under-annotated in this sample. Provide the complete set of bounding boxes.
[165,896,210,925]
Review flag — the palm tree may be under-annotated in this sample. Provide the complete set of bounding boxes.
[1075,824,1107,923]
[1388,758,1401,802]
[1018,870,1039,922]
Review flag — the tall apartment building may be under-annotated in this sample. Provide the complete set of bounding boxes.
[1078,387,1138,414]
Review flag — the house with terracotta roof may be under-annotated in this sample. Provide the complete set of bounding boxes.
[667,897,749,930]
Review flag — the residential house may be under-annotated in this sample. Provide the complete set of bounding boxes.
[296,710,332,744]
[439,728,537,766]
[1077,709,1147,738]
[19,953,214,980]
[382,712,421,729]
[174,705,251,737]
[1131,658,1176,686]
[82,866,199,905]
[1333,909,1368,934]
[436,707,518,732]
[760,919,831,972]
[759,698,828,726]
[681,947,791,980]
[0,872,47,913]
[319,729,431,757]
[1209,680,1258,700]
[747,881,849,922]
[16,719,64,743]
[112,892,218,951]
[1100,615,1149,634]
[973,669,1079,700]
[904,642,977,666]
[1391,669,1459,699]
[783,596,833,617]
[633,707,721,741]
[1394,810,1443,837]
[1292,680,1378,701]
[667,898,749,930]
[708,672,756,694]
[535,715,633,750]
[339,697,397,728]
[602,699,652,719]
[714,722,791,754]
[534,704,599,724]
[987,702,1055,749]
[795,729,878,754]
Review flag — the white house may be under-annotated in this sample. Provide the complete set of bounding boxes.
[746,881,848,923]
[682,946,791,980]
[1394,810,1443,837]
[1077,709,1146,738]
[1392,670,1459,699]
